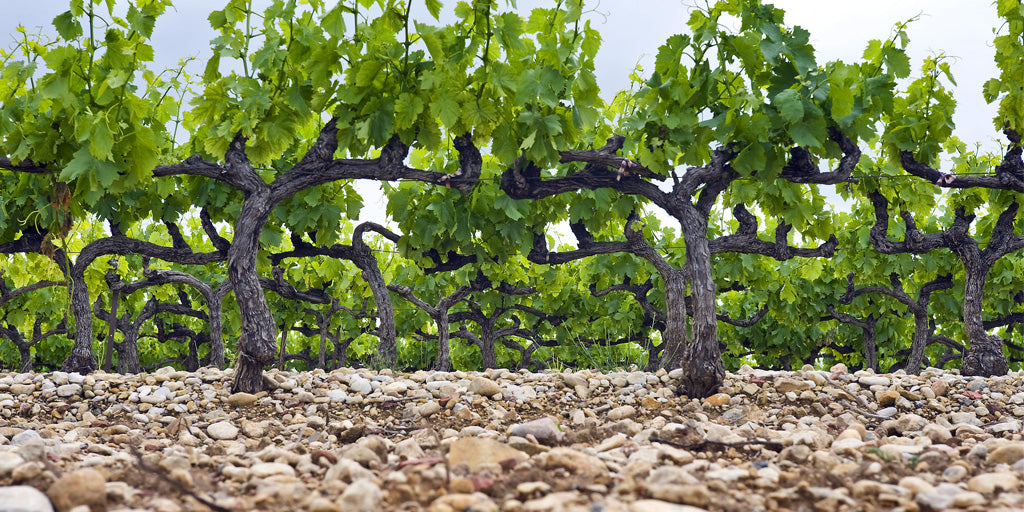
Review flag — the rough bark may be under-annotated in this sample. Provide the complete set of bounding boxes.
[869,191,1024,376]
[141,267,228,368]
[52,219,226,375]
[501,131,855,397]
[388,284,472,371]
[104,288,119,372]
[155,121,481,392]
[0,276,68,372]
[673,209,723,397]
[0,316,68,373]
[960,270,1010,376]
[272,222,401,367]
[834,272,953,373]
[827,305,879,372]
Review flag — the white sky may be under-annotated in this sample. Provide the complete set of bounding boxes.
[1,1,1005,224]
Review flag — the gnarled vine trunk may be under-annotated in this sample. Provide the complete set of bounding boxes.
[229,194,278,393]
[960,266,1009,376]
[671,210,724,398]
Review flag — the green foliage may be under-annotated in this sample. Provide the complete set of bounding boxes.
[2,0,1023,377]
[985,0,1024,133]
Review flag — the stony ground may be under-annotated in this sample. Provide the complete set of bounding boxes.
[2,364,1024,512]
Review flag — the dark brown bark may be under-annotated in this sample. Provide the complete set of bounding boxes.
[94,269,210,374]
[352,224,399,367]
[0,316,68,373]
[900,146,1024,193]
[272,222,401,367]
[502,131,856,397]
[59,222,225,374]
[709,203,838,258]
[673,208,723,397]
[448,295,545,370]
[827,306,879,372]
[226,144,277,392]
[141,267,229,368]
[835,272,953,373]
[388,284,472,371]
[299,299,370,369]
[104,289,119,372]
[277,323,290,370]
[869,191,1024,376]
[591,277,664,370]
[156,122,481,392]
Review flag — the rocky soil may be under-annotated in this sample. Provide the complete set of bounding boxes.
[2,364,1024,511]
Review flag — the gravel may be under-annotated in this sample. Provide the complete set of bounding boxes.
[1,363,1024,511]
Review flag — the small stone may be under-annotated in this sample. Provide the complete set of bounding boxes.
[0,452,26,476]
[343,444,382,468]
[642,396,663,410]
[206,421,238,440]
[858,376,890,387]
[930,380,949,396]
[702,393,730,407]
[55,384,82,397]
[893,413,928,433]
[10,431,41,446]
[418,400,442,418]
[949,411,982,426]
[989,420,1022,434]
[448,437,528,472]
[877,389,900,407]
[875,407,898,418]
[221,465,250,482]
[721,407,747,424]
[916,483,962,509]
[630,500,711,512]
[517,481,552,499]
[774,377,813,393]
[448,477,476,494]
[987,443,1024,465]
[596,433,628,452]
[0,485,54,512]
[429,493,498,512]
[250,462,296,478]
[158,456,191,474]
[966,472,1020,494]
[645,483,711,507]
[942,465,969,482]
[508,417,562,445]
[542,448,610,484]
[778,444,812,464]
[607,405,636,421]
[705,468,748,482]
[952,491,987,507]
[830,438,864,455]
[226,392,258,407]
[468,377,501,398]
[12,462,42,481]
[325,458,375,483]
[922,423,952,443]
[899,476,935,496]
[47,468,106,512]
[343,375,370,395]
[829,363,848,375]
[339,478,382,512]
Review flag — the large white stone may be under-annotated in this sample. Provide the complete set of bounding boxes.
[206,421,239,440]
